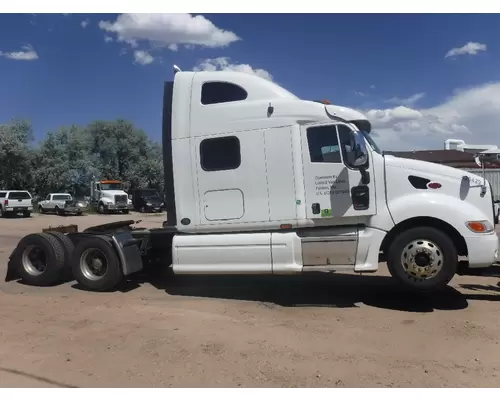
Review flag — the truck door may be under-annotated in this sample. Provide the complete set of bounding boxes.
[301,122,377,219]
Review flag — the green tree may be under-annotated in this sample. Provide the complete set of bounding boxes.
[0,119,35,190]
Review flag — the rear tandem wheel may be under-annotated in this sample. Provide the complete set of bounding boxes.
[71,236,123,292]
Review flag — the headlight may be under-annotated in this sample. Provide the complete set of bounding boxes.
[161,202,164,207]
[146,202,152,206]
[106,201,113,205]
[465,220,494,233]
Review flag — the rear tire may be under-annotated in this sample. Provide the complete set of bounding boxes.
[11,233,66,286]
[71,237,123,292]
[387,227,458,292]
[46,231,75,280]
[122,209,129,215]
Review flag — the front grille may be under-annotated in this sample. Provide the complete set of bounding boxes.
[115,195,128,205]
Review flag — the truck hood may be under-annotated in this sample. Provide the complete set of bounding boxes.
[384,154,482,183]
[384,154,495,225]
[100,190,128,197]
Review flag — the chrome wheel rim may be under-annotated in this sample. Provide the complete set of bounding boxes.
[400,239,444,280]
[80,248,108,281]
[22,245,47,276]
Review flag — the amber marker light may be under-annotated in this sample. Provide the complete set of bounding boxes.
[466,220,494,233]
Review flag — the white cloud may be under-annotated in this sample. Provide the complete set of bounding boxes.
[99,13,240,50]
[133,50,154,65]
[385,92,426,107]
[445,42,487,58]
[361,82,500,151]
[193,57,273,81]
[0,45,38,61]
[81,19,89,28]
[104,36,113,43]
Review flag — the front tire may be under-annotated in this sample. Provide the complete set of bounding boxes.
[387,227,458,292]
[97,203,106,214]
[71,237,123,292]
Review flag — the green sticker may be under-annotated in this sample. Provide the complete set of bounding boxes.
[321,208,332,217]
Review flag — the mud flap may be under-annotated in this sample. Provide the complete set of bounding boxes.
[4,248,20,282]
[110,231,144,276]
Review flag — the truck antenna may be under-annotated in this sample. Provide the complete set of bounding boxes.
[173,65,182,75]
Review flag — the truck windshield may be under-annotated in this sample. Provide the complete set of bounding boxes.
[101,183,123,190]
[141,190,160,198]
[360,131,382,154]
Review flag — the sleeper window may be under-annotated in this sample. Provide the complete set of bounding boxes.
[200,136,241,171]
[201,82,248,105]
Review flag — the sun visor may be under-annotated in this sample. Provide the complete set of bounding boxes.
[324,105,371,133]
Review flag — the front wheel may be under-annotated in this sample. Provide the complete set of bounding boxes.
[387,227,458,292]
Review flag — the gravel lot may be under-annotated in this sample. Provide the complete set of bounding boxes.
[1,213,500,388]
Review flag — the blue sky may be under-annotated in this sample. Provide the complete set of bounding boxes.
[1,13,500,150]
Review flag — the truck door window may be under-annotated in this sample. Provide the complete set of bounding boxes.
[0,192,6,198]
[306,125,342,163]
[200,136,241,171]
[201,82,248,105]
[46,195,51,200]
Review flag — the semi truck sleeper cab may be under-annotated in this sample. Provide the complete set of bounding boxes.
[5,67,499,293]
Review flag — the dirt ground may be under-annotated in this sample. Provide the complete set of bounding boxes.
[1,212,500,388]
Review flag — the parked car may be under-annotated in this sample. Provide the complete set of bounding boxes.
[38,193,84,216]
[129,188,165,213]
[0,190,33,218]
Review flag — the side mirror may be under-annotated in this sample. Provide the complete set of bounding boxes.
[348,131,370,184]
[349,132,368,168]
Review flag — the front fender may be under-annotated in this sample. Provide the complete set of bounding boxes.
[388,193,489,237]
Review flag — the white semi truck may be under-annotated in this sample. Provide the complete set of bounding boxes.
[5,67,499,292]
[90,178,131,214]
